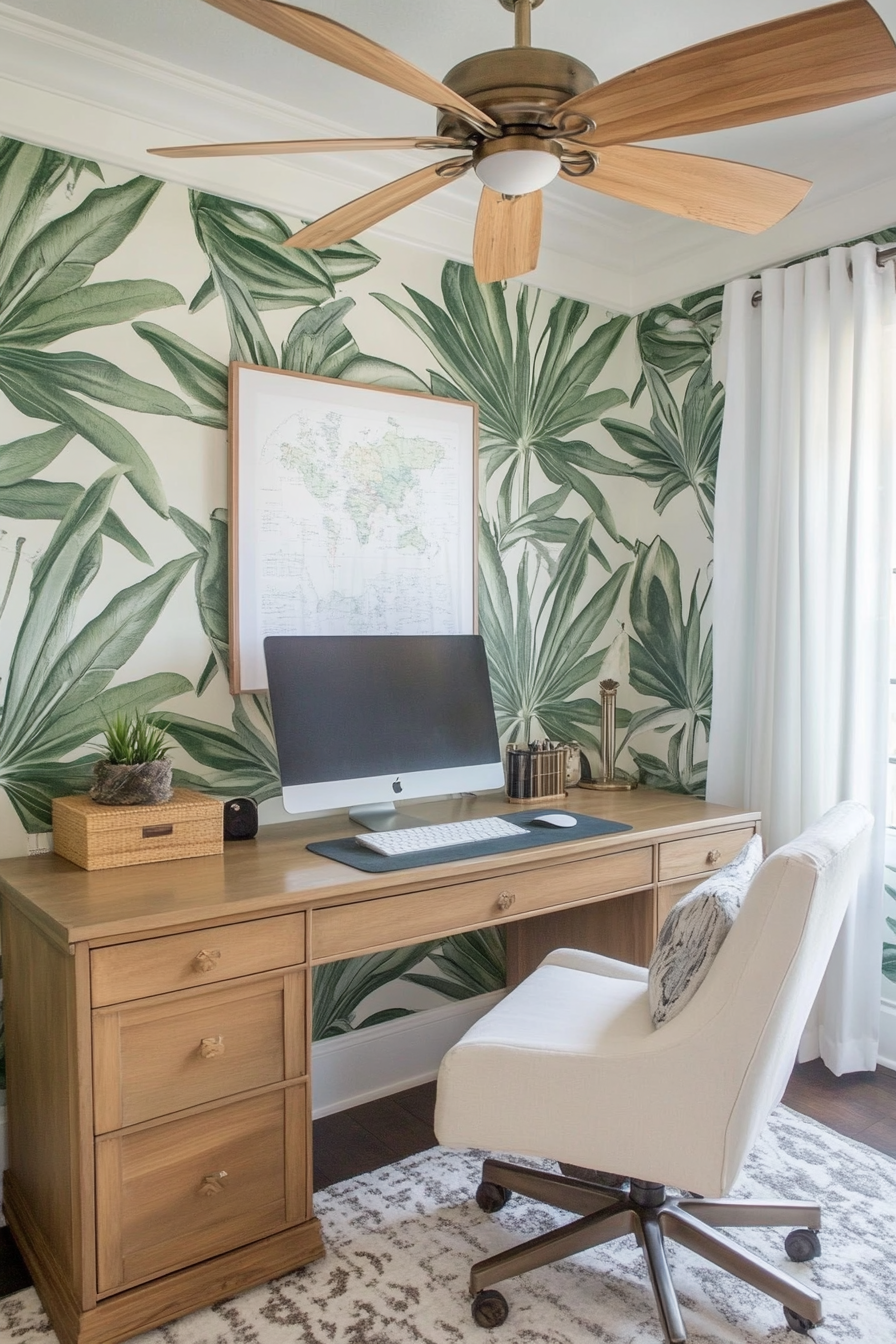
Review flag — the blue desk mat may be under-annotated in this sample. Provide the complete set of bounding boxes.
[307,810,632,872]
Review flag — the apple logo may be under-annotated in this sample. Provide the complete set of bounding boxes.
[392,778,403,794]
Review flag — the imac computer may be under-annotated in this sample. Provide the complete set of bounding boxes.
[263,634,505,830]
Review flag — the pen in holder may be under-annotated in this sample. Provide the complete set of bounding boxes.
[505,742,568,802]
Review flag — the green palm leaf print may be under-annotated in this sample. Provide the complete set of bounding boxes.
[479,515,631,750]
[312,945,439,1039]
[153,507,281,800]
[0,471,195,829]
[0,139,192,519]
[601,362,722,538]
[628,288,723,406]
[402,929,506,1000]
[375,263,630,542]
[622,537,712,795]
[0,427,149,562]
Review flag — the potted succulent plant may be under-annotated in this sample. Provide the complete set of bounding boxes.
[90,713,174,806]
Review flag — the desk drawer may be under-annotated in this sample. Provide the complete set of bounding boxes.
[658,827,756,883]
[96,1084,306,1294]
[92,971,306,1133]
[312,847,652,961]
[90,913,306,1007]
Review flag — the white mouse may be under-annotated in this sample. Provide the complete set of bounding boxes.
[531,813,577,828]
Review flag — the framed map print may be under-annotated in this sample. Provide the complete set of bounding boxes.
[229,363,479,693]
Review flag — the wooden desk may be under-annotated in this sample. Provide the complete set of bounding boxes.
[0,788,758,1344]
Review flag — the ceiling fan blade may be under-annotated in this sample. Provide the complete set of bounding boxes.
[561,145,811,234]
[285,157,471,250]
[559,0,896,147]
[149,135,466,159]
[473,188,543,283]
[200,0,496,132]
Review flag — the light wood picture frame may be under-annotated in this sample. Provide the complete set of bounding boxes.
[229,362,479,694]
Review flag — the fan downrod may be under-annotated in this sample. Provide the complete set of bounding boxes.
[498,0,545,49]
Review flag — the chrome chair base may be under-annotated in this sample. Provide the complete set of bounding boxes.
[470,1158,823,1343]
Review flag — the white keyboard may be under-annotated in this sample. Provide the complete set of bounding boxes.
[356,816,527,857]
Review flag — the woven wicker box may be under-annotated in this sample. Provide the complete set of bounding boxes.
[52,789,224,871]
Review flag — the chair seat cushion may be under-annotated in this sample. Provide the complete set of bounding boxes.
[648,836,763,1026]
[436,959,655,1171]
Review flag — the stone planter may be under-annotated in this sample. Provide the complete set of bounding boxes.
[90,759,173,806]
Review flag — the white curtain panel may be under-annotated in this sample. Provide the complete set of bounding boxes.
[707,242,896,1074]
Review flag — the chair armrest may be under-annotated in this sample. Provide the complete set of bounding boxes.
[541,947,649,983]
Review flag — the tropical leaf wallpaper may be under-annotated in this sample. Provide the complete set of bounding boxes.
[0,132,892,1050]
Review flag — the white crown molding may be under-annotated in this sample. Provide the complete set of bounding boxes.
[2,0,896,313]
[630,173,896,312]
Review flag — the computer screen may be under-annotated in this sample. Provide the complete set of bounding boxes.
[264,634,504,827]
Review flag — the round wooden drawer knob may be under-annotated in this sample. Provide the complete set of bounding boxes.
[496,891,516,911]
[192,948,222,974]
[706,849,722,865]
[199,1171,228,1197]
[199,1035,225,1059]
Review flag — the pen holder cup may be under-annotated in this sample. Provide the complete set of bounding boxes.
[505,744,569,803]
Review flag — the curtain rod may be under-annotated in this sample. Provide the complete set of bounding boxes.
[750,242,896,306]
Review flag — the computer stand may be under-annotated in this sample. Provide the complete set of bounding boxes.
[348,802,428,831]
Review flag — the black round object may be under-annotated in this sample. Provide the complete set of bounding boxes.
[223,797,258,841]
[783,1306,815,1335]
[476,1181,510,1213]
[471,1289,509,1329]
[785,1229,821,1263]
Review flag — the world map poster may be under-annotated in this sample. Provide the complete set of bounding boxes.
[231,364,478,692]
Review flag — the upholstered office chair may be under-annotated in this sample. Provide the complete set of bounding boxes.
[435,801,872,1343]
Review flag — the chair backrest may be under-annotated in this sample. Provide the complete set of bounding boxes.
[665,801,872,1192]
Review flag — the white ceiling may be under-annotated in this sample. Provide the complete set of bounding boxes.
[2,0,896,311]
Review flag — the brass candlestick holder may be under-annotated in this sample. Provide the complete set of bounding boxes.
[579,679,637,792]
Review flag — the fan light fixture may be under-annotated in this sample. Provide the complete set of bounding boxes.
[150,0,896,286]
[473,136,562,195]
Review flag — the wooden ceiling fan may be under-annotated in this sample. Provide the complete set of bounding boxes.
[151,0,896,283]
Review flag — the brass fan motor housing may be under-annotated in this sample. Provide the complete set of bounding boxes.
[437,47,598,140]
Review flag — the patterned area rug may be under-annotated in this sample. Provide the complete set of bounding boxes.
[2,1106,894,1344]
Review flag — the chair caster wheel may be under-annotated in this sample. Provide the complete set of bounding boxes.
[785,1228,821,1262]
[784,1306,816,1334]
[476,1181,510,1213]
[472,1289,509,1328]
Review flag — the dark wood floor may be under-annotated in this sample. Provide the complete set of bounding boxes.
[0,1062,893,1302]
[780,1058,896,1156]
[313,1082,439,1190]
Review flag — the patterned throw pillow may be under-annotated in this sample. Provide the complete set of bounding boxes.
[648,835,764,1026]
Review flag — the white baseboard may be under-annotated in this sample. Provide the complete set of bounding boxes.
[311,991,505,1119]
[878,998,896,1072]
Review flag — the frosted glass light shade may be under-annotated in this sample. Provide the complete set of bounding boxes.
[474,146,560,195]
